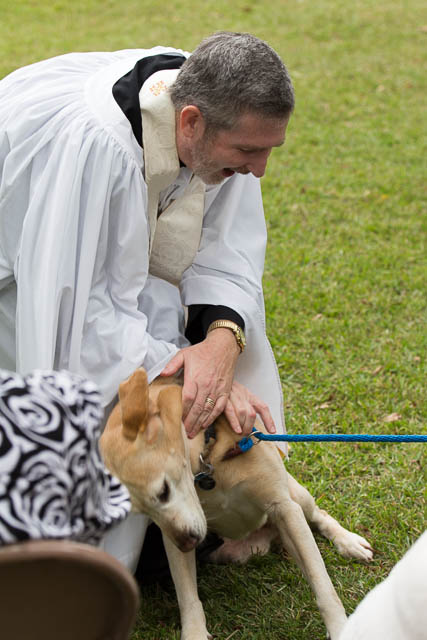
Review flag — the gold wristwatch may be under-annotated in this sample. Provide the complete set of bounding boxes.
[206,320,246,353]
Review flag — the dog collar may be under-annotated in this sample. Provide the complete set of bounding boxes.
[194,427,263,489]
[222,429,262,460]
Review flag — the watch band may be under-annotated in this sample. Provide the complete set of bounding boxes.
[206,320,246,352]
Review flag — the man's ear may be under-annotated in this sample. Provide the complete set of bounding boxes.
[178,105,206,140]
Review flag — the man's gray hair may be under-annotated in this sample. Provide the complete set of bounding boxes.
[170,31,295,133]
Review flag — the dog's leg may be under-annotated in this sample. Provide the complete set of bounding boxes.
[271,497,347,640]
[287,473,373,562]
[162,533,212,640]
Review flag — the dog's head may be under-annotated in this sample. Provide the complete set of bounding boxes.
[100,369,207,552]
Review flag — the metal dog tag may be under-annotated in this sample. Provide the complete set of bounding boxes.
[194,472,216,491]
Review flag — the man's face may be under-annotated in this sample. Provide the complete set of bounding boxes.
[189,112,289,185]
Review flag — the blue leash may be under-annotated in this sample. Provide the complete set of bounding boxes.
[238,430,427,453]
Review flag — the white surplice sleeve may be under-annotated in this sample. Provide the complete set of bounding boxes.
[16,126,178,405]
[180,173,287,439]
[180,172,267,317]
[0,51,179,406]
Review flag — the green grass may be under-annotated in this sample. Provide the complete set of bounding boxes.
[2,1,426,637]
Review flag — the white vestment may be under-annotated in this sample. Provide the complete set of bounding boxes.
[339,531,427,640]
[0,48,286,570]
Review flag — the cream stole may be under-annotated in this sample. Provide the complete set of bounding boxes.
[139,68,205,286]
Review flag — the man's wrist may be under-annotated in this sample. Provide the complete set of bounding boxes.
[205,327,241,357]
[206,320,246,353]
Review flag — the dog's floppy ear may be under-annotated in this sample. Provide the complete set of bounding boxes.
[119,368,149,441]
[157,385,183,427]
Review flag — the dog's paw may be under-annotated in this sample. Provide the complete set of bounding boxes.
[180,612,212,640]
[334,531,374,562]
[207,527,275,565]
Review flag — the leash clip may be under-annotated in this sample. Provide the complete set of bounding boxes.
[237,429,263,453]
[249,430,263,444]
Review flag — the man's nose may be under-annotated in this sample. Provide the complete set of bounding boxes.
[247,149,272,178]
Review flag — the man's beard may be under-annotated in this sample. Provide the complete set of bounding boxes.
[189,137,226,185]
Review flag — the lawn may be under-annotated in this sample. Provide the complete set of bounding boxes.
[1,1,425,638]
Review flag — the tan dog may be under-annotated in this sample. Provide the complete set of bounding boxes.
[100,369,373,640]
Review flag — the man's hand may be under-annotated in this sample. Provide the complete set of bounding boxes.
[161,328,240,438]
[225,380,276,436]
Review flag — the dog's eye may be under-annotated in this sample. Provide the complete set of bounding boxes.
[158,481,170,503]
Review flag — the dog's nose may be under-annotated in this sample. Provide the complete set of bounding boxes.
[176,530,202,553]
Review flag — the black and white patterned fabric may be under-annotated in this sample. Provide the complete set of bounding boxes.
[0,369,130,545]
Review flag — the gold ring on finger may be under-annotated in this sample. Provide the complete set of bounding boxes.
[205,397,215,409]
